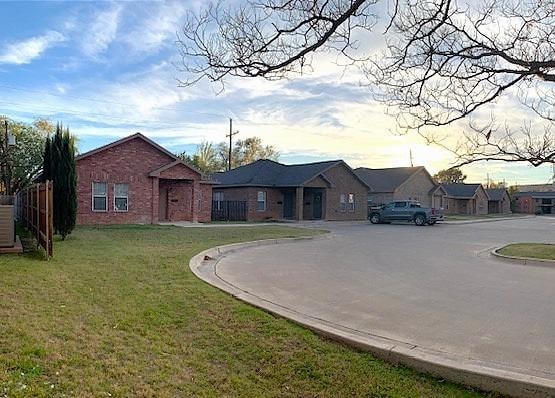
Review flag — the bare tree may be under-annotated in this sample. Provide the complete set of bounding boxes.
[370,0,555,166]
[177,0,555,167]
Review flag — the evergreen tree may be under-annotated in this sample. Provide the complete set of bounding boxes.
[47,123,77,240]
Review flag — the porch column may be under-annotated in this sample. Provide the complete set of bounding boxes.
[191,180,201,222]
[295,187,304,221]
[151,177,159,224]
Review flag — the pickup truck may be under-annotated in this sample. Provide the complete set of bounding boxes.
[369,200,443,226]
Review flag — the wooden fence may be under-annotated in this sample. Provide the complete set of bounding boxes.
[212,200,248,222]
[16,181,53,258]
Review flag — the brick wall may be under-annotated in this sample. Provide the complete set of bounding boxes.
[213,187,283,221]
[393,168,436,207]
[319,163,368,221]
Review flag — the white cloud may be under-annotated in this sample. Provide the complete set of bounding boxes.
[81,5,122,58]
[122,1,187,55]
[0,31,65,65]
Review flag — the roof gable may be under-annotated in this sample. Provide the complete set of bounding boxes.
[354,166,424,192]
[149,160,201,179]
[213,159,369,188]
[485,188,509,201]
[76,133,178,162]
[442,183,482,198]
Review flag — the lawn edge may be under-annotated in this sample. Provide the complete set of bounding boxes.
[491,245,555,268]
[189,235,555,398]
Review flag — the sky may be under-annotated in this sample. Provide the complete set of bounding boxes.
[0,0,553,185]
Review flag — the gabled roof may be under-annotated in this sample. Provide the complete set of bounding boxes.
[76,132,178,162]
[515,191,555,199]
[354,166,425,192]
[149,160,200,177]
[442,183,483,199]
[485,188,508,201]
[213,159,369,188]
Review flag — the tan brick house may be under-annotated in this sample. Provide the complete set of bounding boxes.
[76,133,213,225]
[441,183,489,215]
[212,159,369,221]
[485,188,511,214]
[354,166,445,208]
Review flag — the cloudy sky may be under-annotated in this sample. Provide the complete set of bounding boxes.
[0,0,553,185]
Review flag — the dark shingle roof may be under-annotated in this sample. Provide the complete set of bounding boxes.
[442,183,482,198]
[353,166,424,192]
[485,188,508,201]
[515,191,555,199]
[213,159,366,188]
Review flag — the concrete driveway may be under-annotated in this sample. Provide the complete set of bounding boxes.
[212,217,555,389]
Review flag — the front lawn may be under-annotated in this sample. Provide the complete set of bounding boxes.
[498,243,555,260]
[1,225,484,397]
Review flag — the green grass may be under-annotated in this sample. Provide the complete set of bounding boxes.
[498,243,555,260]
[0,225,487,397]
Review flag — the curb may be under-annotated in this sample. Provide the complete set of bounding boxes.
[189,236,555,398]
[491,247,555,268]
[443,215,535,225]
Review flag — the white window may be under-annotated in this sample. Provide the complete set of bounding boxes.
[213,192,224,210]
[256,191,266,211]
[348,193,355,212]
[92,182,107,212]
[340,193,346,212]
[114,183,129,212]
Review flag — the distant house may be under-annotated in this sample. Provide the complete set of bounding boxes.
[76,133,214,225]
[514,191,555,214]
[212,159,369,221]
[485,188,511,214]
[441,183,489,215]
[354,166,445,208]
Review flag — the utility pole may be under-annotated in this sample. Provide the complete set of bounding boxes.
[226,118,238,171]
[409,149,414,167]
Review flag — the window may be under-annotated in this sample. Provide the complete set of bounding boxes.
[92,182,107,212]
[213,192,224,210]
[409,202,422,208]
[114,183,129,212]
[347,193,355,212]
[394,201,407,208]
[340,193,346,211]
[256,191,266,211]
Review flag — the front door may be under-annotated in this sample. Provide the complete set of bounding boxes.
[159,186,168,221]
[283,192,294,219]
[312,192,323,219]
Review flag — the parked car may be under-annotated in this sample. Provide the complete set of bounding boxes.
[369,201,443,226]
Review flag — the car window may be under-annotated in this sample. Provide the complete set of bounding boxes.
[409,203,421,208]
[394,202,407,208]
[384,203,395,210]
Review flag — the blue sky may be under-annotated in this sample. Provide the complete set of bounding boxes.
[0,0,553,185]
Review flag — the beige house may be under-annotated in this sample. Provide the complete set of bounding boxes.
[486,188,512,214]
[354,166,445,208]
[440,183,489,215]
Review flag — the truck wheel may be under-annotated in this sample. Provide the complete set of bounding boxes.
[414,214,426,226]
[370,213,381,224]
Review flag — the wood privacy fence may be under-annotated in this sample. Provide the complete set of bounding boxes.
[211,200,248,222]
[16,181,53,258]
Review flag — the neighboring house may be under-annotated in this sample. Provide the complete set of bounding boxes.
[354,166,445,208]
[441,183,489,215]
[514,191,555,214]
[515,183,555,193]
[76,133,214,225]
[485,188,511,214]
[212,159,369,221]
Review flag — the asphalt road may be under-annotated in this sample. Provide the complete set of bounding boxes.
[216,217,555,381]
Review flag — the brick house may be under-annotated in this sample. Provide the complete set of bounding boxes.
[354,166,446,208]
[441,183,489,215]
[76,133,213,225]
[514,191,555,214]
[212,159,369,221]
[485,188,511,214]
